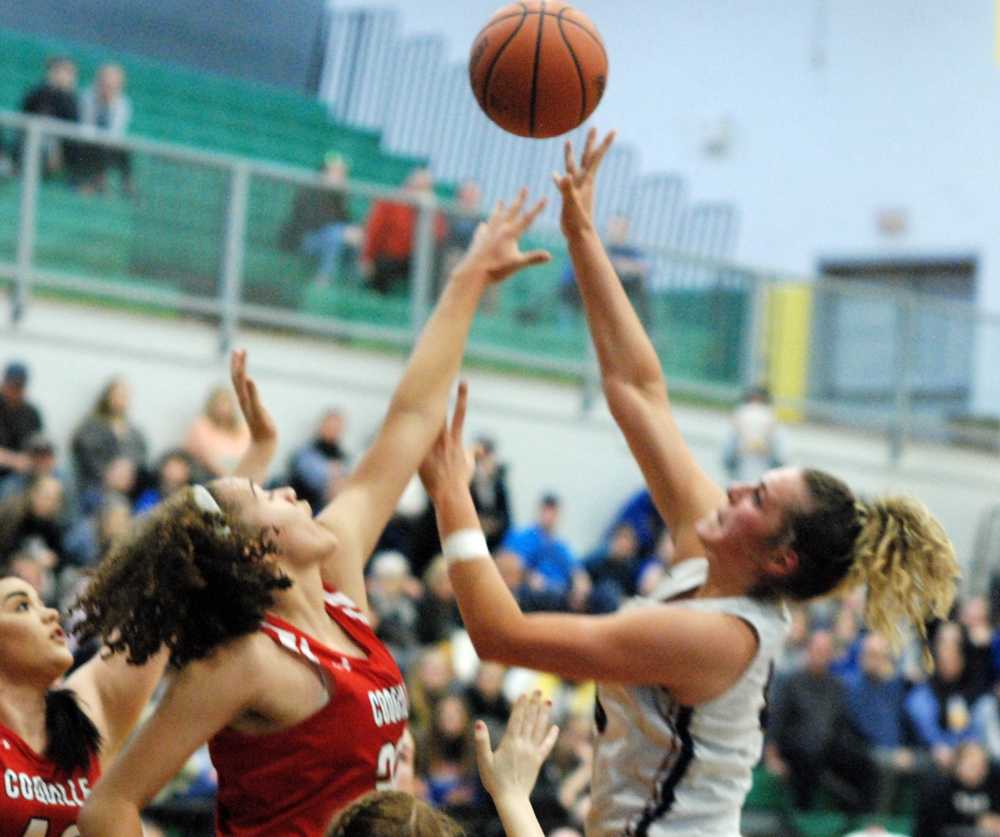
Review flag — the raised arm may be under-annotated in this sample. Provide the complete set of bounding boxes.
[63,645,169,766]
[475,691,559,837]
[229,349,278,484]
[317,192,550,608]
[78,639,264,836]
[554,131,725,558]
[419,386,757,707]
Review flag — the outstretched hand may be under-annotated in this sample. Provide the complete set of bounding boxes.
[230,350,277,448]
[552,128,616,238]
[418,381,475,499]
[475,691,560,804]
[453,189,551,284]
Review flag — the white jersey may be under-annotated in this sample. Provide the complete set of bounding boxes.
[587,558,789,837]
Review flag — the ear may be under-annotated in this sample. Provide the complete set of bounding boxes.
[765,546,800,579]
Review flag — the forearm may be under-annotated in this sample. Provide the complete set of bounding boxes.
[492,792,546,837]
[432,483,527,661]
[386,267,487,420]
[232,440,276,484]
[566,228,663,390]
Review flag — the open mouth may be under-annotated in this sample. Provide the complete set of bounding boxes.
[50,628,66,643]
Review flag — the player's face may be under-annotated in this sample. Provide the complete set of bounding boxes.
[696,467,811,564]
[211,477,338,567]
[0,578,72,685]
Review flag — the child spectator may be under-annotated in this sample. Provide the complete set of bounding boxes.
[133,449,195,514]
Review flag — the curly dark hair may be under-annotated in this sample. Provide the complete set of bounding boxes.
[72,486,291,669]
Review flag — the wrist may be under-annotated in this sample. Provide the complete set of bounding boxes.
[447,263,491,293]
[565,222,599,244]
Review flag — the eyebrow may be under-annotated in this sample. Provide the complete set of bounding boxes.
[3,591,29,604]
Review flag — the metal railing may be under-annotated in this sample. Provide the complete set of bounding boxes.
[1,109,998,462]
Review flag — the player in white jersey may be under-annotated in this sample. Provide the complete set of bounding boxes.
[415,130,960,836]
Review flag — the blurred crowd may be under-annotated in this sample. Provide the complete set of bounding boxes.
[3,349,997,836]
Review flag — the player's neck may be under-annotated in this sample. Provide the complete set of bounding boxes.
[697,551,755,599]
[0,680,49,752]
[269,563,335,641]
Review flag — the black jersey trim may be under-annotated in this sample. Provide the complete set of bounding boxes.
[628,705,695,836]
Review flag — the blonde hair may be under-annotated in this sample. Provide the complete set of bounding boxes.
[327,790,463,837]
[761,469,959,669]
[838,496,958,667]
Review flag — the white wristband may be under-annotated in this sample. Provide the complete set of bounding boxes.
[442,529,490,565]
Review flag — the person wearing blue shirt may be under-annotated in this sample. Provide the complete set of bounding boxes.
[500,493,589,612]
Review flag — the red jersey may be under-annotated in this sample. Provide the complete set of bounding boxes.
[208,588,409,836]
[0,721,100,837]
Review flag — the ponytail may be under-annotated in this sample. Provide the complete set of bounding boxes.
[759,469,959,668]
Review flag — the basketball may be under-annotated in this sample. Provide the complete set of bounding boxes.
[468,1,608,139]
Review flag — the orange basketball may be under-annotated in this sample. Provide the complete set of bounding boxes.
[468,1,608,139]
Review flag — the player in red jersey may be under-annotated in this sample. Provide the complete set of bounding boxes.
[74,191,551,837]
[0,351,281,837]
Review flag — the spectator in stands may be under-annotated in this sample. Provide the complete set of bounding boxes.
[960,596,998,699]
[419,694,477,809]
[133,449,195,514]
[64,492,132,568]
[288,407,350,512]
[77,63,134,194]
[635,528,676,595]
[723,385,787,483]
[361,168,448,296]
[605,487,664,559]
[464,661,511,743]
[19,56,81,178]
[841,632,918,813]
[280,152,361,287]
[764,629,875,812]
[0,432,77,528]
[416,555,462,645]
[584,522,642,613]
[559,214,652,327]
[0,474,66,568]
[184,385,250,480]
[470,435,512,552]
[500,493,589,613]
[72,376,149,513]
[367,550,420,671]
[906,621,987,769]
[408,645,456,742]
[533,712,593,833]
[915,740,1000,837]
[774,603,811,673]
[0,361,44,482]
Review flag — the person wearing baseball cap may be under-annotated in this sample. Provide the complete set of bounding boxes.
[0,360,44,479]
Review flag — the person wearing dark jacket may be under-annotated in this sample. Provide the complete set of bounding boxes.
[764,629,876,812]
[19,56,82,178]
[916,741,1000,837]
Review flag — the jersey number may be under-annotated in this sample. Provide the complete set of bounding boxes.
[375,733,410,791]
[21,821,80,837]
